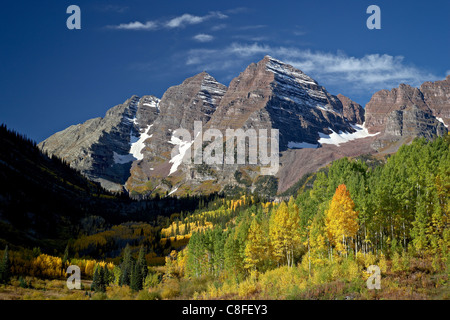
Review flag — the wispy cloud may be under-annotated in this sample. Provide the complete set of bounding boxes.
[107,11,227,31]
[211,24,227,31]
[238,25,266,30]
[193,34,214,42]
[232,34,270,42]
[111,21,157,30]
[165,12,227,29]
[185,43,440,92]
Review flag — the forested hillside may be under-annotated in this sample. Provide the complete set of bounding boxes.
[157,135,449,299]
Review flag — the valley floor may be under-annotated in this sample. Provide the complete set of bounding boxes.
[1,257,448,300]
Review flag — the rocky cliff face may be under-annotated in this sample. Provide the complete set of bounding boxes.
[364,79,448,150]
[337,94,365,124]
[365,84,430,134]
[384,105,447,138]
[38,95,160,192]
[420,75,450,126]
[39,57,449,196]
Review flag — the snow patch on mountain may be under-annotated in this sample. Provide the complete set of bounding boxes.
[167,187,179,196]
[168,135,193,175]
[141,96,160,111]
[436,117,448,128]
[130,124,153,161]
[318,123,380,146]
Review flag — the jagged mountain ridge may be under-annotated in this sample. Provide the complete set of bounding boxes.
[39,95,160,192]
[365,77,449,150]
[38,57,449,196]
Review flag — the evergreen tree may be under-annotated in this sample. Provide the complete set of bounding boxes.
[98,266,106,292]
[137,246,148,282]
[0,245,11,284]
[119,244,133,286]
[62,244,69,265]
[103,265,112,286]
[91,267,100,292]
[130,261,143,291]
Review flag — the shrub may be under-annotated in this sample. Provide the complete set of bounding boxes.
[238,278,259,298]
[137,289,161,300]
[160,279,180,299]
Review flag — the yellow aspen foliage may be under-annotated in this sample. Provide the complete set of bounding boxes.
[308,215,328,266]
[31,254,63,278]
[325,184,359,256]
[244,218,266,272]
[176,248,188,276]
[165,250,179,279]
[269,198,301,267]
[85,260,96,276]
[378,253,387,274]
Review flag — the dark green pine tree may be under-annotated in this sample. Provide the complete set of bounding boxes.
[119,244,133,286]
[91,267,100,292]
[103,265,111,286]
[62,245,69,265]
[98,266,106,292]
[130,261,143,292]
[137,246,148,282]
[61,244,70,276]
[0,245,11,284]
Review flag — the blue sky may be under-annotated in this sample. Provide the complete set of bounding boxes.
[1,0,449,142]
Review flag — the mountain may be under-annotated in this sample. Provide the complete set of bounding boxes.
[38,57,449,197]
[365,78,449,150]
[39,95,160,192]
[125,72,227,196]
[206,56,356,148]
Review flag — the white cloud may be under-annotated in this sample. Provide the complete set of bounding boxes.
[108,21,157,30]
[165,12,227,29]
[107,11,227,31]
[193,34,214,42]
[185,43,440,92]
